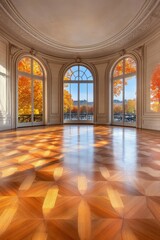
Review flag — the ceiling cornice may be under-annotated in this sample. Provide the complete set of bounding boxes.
[0,0,160,58]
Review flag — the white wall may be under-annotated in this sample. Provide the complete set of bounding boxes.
[0,38,11,130]
[0,32,160,131]
[142,34,160,130]
[47,62,63,124]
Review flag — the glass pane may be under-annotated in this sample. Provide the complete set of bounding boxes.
[80,83,88,120]
[18,76,32,123]
[124,76,136,123]
[88,83,94,120]
[64,66,78,81]
[33,60,43,77]
[70,84,78,120]
[125,58,136,75]
[18,57,31,74]
[113,60,123,77]
[79,66,93,81]
[113,79,123,122]
[34,80,43,122]
[79,66,87,80]
[150,64,160,112]
[64,83,73,120]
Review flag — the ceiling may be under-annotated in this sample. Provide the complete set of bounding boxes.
[0,0,160,58]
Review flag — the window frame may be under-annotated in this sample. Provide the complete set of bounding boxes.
[16,56,45,127]
[111,56,137,127]
[63,64,94,123]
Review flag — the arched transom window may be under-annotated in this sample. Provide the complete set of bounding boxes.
[63,65,94,122]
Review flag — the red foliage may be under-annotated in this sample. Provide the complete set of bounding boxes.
[150,64,160,102]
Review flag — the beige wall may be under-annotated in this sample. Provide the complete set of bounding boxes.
[0,38,11,130]
[94,63,109,124]
[0,31,160,131]
[47,62,63,125]
[142,34,160,130]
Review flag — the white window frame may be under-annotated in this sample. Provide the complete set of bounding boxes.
[112,57,137,127]
[16,57,44,127]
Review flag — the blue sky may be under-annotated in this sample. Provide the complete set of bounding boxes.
[114,76,136,101]
[64,75,136,103]
[64,67,136,103]
[64,83,93,102]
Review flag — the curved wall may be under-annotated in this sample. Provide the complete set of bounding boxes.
[0,30,160,131]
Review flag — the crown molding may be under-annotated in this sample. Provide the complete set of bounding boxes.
[0,0,160,58]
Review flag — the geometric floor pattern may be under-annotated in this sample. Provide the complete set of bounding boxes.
[0,125,160,240]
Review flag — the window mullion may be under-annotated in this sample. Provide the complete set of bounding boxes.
[123,58,125,125]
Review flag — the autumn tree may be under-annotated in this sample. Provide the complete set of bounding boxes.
[18,58,43,120]
[113,104,123,114]
[33,80,43,114]
[63,73,74,113]
[71,106,78,113]
[18,76,32,115]
[80,105,87,114]
[88,106,93,114]
[150,64,160,112]
[125,99,136,114]
[113,58,136,97]
[63,89,73,113]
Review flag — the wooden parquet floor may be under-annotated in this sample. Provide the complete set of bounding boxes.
[0,125,160,240]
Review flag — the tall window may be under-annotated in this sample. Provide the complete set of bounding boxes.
[63,65,94,122]
[150,64,160,112]
[17,57,44,126]
[112,57,137,126]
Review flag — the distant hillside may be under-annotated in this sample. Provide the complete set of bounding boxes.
[74,100,93,106]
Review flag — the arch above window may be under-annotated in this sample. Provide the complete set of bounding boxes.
[64,65,93,81]
[18,57,43,77]
[113,57,136,78]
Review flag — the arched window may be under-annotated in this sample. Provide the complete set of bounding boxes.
[17,57,44,127]
[150,64,160,112]
[112,57,137,126]
[63,65,94,122]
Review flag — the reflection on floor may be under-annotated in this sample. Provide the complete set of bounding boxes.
[0,125,160,240]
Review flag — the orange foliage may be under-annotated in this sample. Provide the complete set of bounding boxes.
[71,106,78,113]
[18,57,31,74]
[33,60,43,76]
[18,57,43,76]
[113,79,123,97]
[150,64,160,112]
[113,58,136,97]
[18,58,44,117]
[114,99,136,114]
[80,105,87,113]
[88,106,94,114]
[69,105,93,114]
[125,58,136,74]
[18,76,43,115]
[125,99,136,114]
[113,58,136,77]
[64,89,73,113]
[113,60,123,77]
[33,80,43,114]
[18,76,31,115]
[113,104,123,114]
